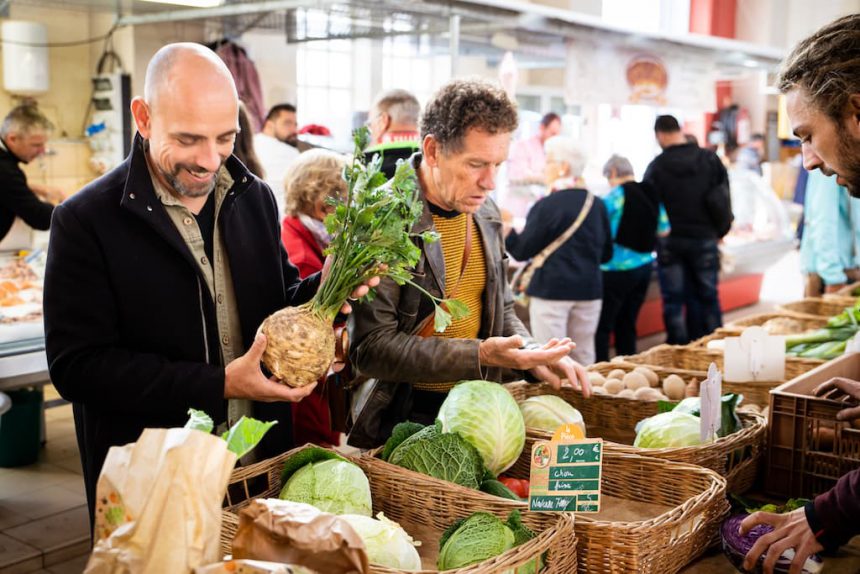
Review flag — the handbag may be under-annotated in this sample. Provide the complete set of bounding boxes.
[511,192,595,307]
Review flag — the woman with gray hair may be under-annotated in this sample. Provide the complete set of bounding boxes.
[505,135,612,365]
[594,154,669,361]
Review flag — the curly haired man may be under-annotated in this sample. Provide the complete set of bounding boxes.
[347,79,591,447]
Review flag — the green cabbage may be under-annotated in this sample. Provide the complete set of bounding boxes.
[381,421,425,461]
[633,411,703,448]
[340,513,422,571]
[388,421,485,489]
[438,380,526,475]
[519,395,586,435]
[672,393,743,438]
[437,512,515,570]
[278,458,372,516]
[437,511,538,572]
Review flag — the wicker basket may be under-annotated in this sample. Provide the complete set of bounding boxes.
[832,282,860,297]
[623,344,821,407]
[777,297,857,319]
[576,361,700,443]
[687,328,737,349]
[690,314,830,365]
[367,443,727,573]
[505,449,728,573]
[725,312,828,333]
[507,381,766,493]
[221,445,578,573]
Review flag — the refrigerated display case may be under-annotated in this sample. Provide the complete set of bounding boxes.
[0,251,49,394]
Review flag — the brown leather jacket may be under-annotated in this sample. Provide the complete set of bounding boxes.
[347,157,534,447]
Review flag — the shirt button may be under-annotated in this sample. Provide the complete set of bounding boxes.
[217,293,223,304]
[221,335,229,345]
[200,256,208,265]
[129,193,136,200]
[183,217,193,225]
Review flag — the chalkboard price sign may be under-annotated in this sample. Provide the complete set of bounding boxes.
[528,434,603,513]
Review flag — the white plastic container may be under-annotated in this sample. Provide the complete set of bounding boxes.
[2,21,49,96]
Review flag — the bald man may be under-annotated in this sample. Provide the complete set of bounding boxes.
[43,43,374,529]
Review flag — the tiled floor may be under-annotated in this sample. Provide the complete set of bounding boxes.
[0,248,821,573]
[0,389,89,574]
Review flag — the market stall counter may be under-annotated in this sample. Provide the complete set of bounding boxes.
[0,252,52,466]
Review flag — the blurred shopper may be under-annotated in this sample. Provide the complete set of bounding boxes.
[741,14,860,574]
[800,170,860,295]
[507,112,562,185]
[595,155,669,361]
[254,103,300,217]
[234,102,265,179]
[0,105,62,242]
[281,149,345,280]
[364,89,421,178]
[506,136,612,365]
[644,114,732,344]
[737,133,766,175]
[281,149,348,446]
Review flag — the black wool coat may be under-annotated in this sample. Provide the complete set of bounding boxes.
[44,135,318,524]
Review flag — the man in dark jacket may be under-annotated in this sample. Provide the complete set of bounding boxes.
[740,15,860,574]
[43,43,374,530]
[347,79,590,448]
[0,105,63,242]
[643,114,731,344]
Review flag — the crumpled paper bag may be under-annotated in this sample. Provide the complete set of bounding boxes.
[232,499,369,574]
[194,559,318,574]
[85,427,238,573]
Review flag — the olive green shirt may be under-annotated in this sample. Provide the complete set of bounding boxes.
[145,160,252,429]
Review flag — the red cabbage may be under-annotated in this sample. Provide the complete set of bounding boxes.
[721,514,823,573]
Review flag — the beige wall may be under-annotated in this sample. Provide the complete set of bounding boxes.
[242,29,298,116]
[0,5,204,195]
[130,21,207,100]
[1,4,107,138]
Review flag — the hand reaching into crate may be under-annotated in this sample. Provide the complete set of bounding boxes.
[813,377,860,422]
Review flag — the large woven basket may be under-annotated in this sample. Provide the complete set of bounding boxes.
[623,344,821,407]
[687,328,739,349]
[777,297,856,319]
[221,445,578,573]
[368,445,727,574]
[689,314,830,365]
[725,312,828,332]
[506,381,766,493]
[832,282,860,297]
[573,361,699,443]
[506,449,729,573]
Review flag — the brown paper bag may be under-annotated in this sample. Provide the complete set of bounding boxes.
[194,560,319,574]
[232,499,369,574]
[85,428,238,574]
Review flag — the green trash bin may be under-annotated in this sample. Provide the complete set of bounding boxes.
[0,388,43,467]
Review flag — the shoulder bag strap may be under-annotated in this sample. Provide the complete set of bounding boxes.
[529,192,594,273]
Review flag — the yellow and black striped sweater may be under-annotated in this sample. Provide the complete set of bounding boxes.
[413,212,485,392]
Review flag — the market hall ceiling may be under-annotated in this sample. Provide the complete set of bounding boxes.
[9,0,784,72]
